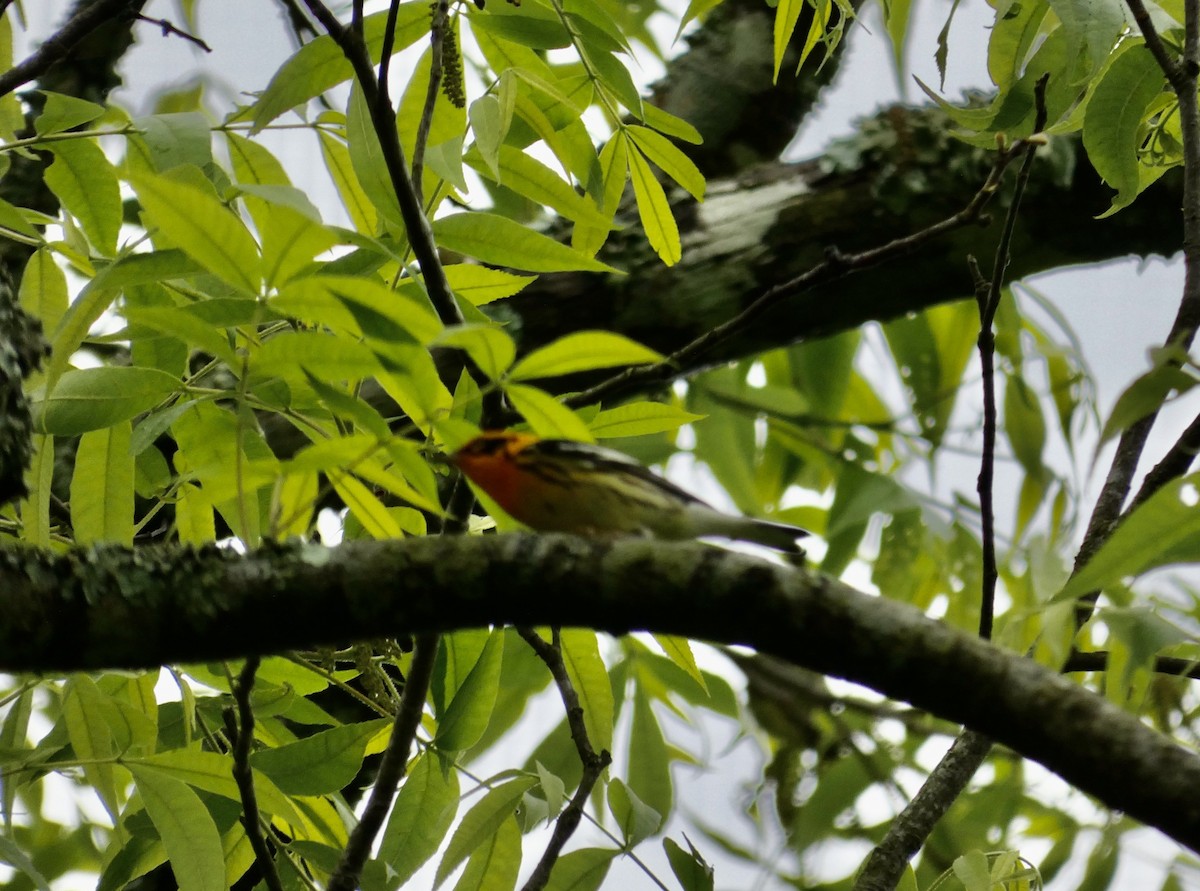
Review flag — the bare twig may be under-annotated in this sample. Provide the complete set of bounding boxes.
[517,628,612,891]
[854,80,1051,891]
[134,13,212,51]
[327,633,441,891]
[975,75,1050,641]
[231,657,286,891]
[0,0,140,100]
[1064,650,1200,680]
[376,0,405,108]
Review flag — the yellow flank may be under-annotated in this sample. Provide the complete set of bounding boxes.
[448,430,809,552]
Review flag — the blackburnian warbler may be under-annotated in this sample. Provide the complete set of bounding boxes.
[447,430,809,553]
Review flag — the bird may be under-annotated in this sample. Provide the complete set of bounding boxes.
[445,430,810,553]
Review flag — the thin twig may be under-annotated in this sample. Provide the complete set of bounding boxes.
[0,0,140,100]
[134,14,212,51]
[517,628,612,891]
[377,0,405,124]
[327,632,441,891]
[974,75,1050,641]
[568,136,1037,411]
[854,81,1051,891]
[231,657,286,891]
[412,0,449,204]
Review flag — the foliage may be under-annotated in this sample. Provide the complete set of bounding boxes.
[0,0,1199,890]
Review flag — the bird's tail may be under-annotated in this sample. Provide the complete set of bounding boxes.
[682,506,810,553]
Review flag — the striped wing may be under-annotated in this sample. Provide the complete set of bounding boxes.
[524,438,709,508]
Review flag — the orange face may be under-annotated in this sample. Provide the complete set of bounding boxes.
[448,431,539,518]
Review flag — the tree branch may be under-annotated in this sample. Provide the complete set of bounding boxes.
[231,656,286,891]
[327,632,440,891]
[0,0,140,100]
[517,628,613,891]
[2,535,1200,853]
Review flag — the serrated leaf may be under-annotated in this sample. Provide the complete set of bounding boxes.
[346,83,406,231]
[437,631,505,752]
[251,720,389,796]
[1083,44,1165,213]
[627,145,680,265]
[627,126,705,200]
[470,94,504,179]
[559,630,613,756]
[663,837,713,891]
[45,139,121,255]
[251,6,431,131]
[19,247,67,335]
[36,366,180,436]
[607,778,661,848]
[772,0,805,81]
[652,635,707,693]
[588,402,704,438]
[33,91,105,135]
[435,777,537,889]
[471,145,610,227]
[437,324,517,380]
[451,815,521,891]
[511,331,662,380]
[505,384,594,441]
[542,848,615,891]
[128,764,225,891]
[627,691,670,829]
[380,752,460,886]
[71,421,134,545]
[133,113,212,172]
[131,171,262,293]
[433,212,619,273]
[642,104,703,145]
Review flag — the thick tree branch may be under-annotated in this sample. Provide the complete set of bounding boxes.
[0,0,140,100]
[1,535,1199,853]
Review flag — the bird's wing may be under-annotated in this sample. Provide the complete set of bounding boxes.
[527,439,709,507]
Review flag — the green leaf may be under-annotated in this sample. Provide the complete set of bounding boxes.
[435,776,538,889]
[254,330,381,379]
[433,212,619,273]
[627,126,704,200]
[652,635,707,693]
[34,92,105,135]
[542,848,615,891]
[131,170,262,293]
[62,677,120,820]
[663,837,713,891]
[130,750,304,827]
[560,629,614,758]
[320,129,378,233]
[952,850,993,891]
[0,835,51,891]
[641,104,703,145]
[470,95,504,179]
[250,719,390,795]
[588,402,703,438]
[772,0,805,81]
[450,816,521,891]
[0,195,44,241]
[627,690,671,829]
[607,778,661,848]
[19,247,68,335]
[127,764,225,891]
[1083,44,1165,214]
[572,131,628,256]
[627,145,680,265]
[331,473,406,539]
[70,421,134,545]
[1004,373,1046,476]
[1054,472,1200,600]
[1098,363,1196,447]
[511,331,662,380]
[133,113,213,172]
[439,264,536,306]
[505,384,594,441]
[472,7,571,49]
[584,48,643,117]
[36,366,180,436]
[45,139,121,255]
[437,631,506,752]
[251,5,431,131]
[471,145,610,227]
[437,324,517,381]
[380,752,460,886]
